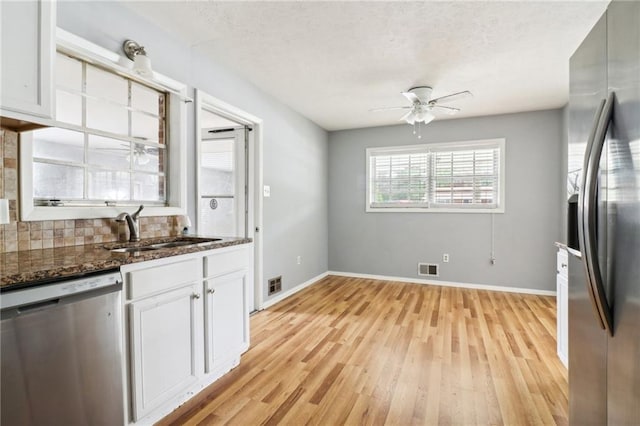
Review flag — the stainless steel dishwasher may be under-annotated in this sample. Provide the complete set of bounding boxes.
[1,270,125,425]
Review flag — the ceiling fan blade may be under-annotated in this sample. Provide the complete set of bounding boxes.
[430,90,472,105]
[401,91,421,104]
[400,110,416,124]
[432,105,460,115]
[369,106,413,112]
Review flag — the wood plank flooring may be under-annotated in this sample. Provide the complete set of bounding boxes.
[159,275,568,426]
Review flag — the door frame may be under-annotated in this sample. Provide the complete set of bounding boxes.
[195,90,263,311]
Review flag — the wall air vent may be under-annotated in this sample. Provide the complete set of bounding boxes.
[268,276,282,295]
[418,263,439,277]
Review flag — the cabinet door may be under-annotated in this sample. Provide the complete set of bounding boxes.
[0,0,55,119]
[204,269,249,373]
[557,273,568,367]
[129,283,203,421]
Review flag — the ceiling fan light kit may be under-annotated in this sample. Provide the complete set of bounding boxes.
[371,85,472,138]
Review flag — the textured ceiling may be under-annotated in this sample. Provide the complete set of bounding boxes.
[121,1,608,131]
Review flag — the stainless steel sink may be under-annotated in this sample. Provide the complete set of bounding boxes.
[106,237,222,253]
[109,246,158,253]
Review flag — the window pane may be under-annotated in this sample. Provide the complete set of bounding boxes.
[88,135,130,170]
[86,98,128,135]
[88,170,130,200]
[86,66,127,105]
[432,147,500,207]
[132,144,162,173]
[201,138,234,195]
[131,111,161,142]
[33,162,84,199]
[133,173,164,201]
[56,53,82,91]
[32,128,84,163]
[132,83,160,115]
[55,90,82,126]
[370,151,429,205]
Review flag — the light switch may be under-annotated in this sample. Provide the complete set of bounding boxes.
[263,185,271,197]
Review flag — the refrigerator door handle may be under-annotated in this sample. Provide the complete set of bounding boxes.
[577,98,606,330]
[582,92,615,335]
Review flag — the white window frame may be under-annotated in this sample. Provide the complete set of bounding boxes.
[19,28,188,221]
[366,138,506,214]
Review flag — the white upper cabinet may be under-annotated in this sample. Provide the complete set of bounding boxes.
[0,0,55,120]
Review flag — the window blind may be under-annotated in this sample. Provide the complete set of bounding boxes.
[367,140,504,211]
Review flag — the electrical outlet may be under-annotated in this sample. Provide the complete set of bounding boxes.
[296,255,302,265]
[443,253,449,263]
[263,185,271,197]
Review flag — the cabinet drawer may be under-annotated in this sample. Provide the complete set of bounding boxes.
[557,248,569,278]
[204,247,248,279]
[127,258,201,300]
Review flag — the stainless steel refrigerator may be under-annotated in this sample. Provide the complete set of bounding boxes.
[567,1,639,425]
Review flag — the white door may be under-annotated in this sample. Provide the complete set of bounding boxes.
[199,127,248,238]
[204,269,249,373]
[129,283,203,421]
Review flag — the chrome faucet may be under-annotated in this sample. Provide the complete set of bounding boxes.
[116,205,144,242]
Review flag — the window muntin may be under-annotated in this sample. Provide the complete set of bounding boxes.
[367,139,504,212]
[32,52,167,206]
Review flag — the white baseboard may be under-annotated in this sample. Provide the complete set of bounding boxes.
[328,271,556,296]
[259,271,330,309]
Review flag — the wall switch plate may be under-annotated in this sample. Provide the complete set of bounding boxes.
[263,185,271,197]
[443,254,449,263]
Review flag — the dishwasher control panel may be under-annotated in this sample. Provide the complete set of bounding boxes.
[1,271,123,311]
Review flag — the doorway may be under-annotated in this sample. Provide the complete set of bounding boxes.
[195,90,263,312]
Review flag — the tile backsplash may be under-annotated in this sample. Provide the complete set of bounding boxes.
[0,128,180,253]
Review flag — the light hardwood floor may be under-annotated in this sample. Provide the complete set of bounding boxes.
[159,275,568,426]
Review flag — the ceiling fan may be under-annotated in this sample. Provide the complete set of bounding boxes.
[96,142,158,165]
[371,86,472,137]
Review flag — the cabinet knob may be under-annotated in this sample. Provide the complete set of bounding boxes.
[208,288,215,294]
[192,293,201,299]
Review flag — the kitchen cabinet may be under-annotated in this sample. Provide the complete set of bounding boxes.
[127,259,204,422]
[121,243,253,425]
[556,247,568,367]
[0,0,55,121]
[205,269,249,373]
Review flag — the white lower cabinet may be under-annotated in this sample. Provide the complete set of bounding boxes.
[121,243,252,425]
[556,247,569,367]
[129,283,203,421]
[205,269,249,374]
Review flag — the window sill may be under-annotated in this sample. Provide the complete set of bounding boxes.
[21,205,186,222]
[366,206,505,214]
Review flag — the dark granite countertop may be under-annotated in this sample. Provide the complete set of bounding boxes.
[0,235,252,291]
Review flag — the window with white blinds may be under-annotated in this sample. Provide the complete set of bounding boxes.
[366,139,505,213]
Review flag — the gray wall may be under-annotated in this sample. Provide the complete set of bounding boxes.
[58,2,329,302]
[328,109,563,291]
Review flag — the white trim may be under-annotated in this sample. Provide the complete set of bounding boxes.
[56,28,190,100]
[194,90,264,313]
[328,271,556,296]
[260,272,330,310]
[365,138,506,214]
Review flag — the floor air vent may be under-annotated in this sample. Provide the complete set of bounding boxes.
[418,263,439,277]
